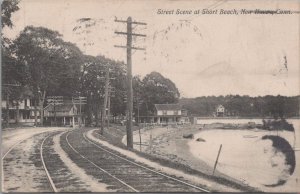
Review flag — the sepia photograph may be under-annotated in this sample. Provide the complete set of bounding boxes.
[1,0,300,192]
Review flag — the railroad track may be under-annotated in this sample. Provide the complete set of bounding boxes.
[2,136,30,190]
[2,131,60,192]
[40,134,58,192]
[63,129,210,192]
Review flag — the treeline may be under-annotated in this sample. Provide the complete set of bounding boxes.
[2,26,179,126]
[1,0,180,126]
[179,95,300,118]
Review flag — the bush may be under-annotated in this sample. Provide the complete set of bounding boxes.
[262,119,294,132]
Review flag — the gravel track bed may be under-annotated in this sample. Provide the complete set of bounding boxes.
[93,127,259,192]
[3,132,55,192]
[60,131,128,192]
[61,129,206,192]
[42,131,92,192]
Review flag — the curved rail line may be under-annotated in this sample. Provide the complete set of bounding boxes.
[83,130,210,192]
[40,134,58,192]
[2,129,65,160]
[65,131,139,192]
[2,131,59,192]
[2,138,29,160]
[2,135,35,190]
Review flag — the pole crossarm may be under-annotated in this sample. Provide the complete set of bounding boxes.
[114,19,147,25]
[115,31,146,37]
[2,84,22,87]
[114,45,146,50]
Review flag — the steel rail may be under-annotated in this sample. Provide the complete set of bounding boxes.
[84,131,210,193]
[2,138,29,160]
[40,134,58,192]
[65,131,139,192]
[2,134,41,190]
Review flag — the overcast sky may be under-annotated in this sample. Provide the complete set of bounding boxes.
[3,0,300,97]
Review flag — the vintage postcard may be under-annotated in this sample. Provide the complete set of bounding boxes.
[1,0,300,192]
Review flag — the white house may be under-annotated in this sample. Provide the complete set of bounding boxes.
[1,98,40,125]
[155,104,182,124]
[216,104,225,117]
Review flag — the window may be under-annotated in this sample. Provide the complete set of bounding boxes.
[23,111,30,119]
[30,99,35,107]
[174,110,178,115]
[162,110,167,115]
[9,111,15,119]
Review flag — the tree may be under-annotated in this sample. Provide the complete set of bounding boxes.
[139,72,180,115]
[1,0,19,29]
[12,26,83,125]
[79,55,106,126]
[78,54,127,125]
[1,0,21,84]
[132,75,144,121]
[1,0,22,127]
[109,61,127,119]
[179,95,300,118]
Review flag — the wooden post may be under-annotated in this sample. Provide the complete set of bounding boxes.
[72,116,75,129]
[15,101,19,124]
[6,93,9,127]
[54,97,56,126]
[213,144,223,175]
[126,17,134,149]
[114,17,146,148]
[79,96,82,127]
[149,134,152,153]
[34,99,38,126]
[107,94,110,129]
[139,127,142,151]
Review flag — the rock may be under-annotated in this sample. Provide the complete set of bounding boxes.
[183,133,194,139]
[196,137,206,142]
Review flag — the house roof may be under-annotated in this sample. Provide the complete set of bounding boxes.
[44,104,76,112]
[217,104,225,108]
[155,104,181,111]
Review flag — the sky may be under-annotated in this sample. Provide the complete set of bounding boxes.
[3,0,300,98]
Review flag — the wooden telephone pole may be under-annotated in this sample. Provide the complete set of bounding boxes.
[101,66,110,135]
[115,17,146,148]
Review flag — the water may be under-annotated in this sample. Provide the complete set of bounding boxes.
[188,119,300,192]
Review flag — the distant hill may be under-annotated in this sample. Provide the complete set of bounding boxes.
[179,95,300,118]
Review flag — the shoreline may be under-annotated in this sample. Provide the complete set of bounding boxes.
[127,126,252,187]
[127,121,299,192]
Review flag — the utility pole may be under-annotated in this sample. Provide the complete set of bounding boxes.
[107,84,115,128]
[79,96,82,127]
[6,92,10,127]
[72,96,87,128]
[101,66,110,135]
[115,17,146,149]
[107,94,111,128]
[54,96,56,126]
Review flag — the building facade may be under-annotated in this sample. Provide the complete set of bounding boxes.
[44,103,79,126]
[216,104,225,117]
[1,98,40,125]
[155,104,182,124]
